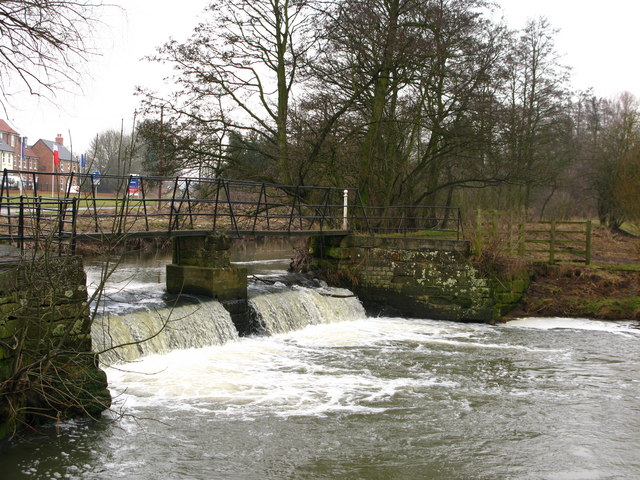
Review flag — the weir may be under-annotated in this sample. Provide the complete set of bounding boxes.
[166,234,251,334]
[1,229,529,440]
[165,232,529,326]
[92,301,239,365]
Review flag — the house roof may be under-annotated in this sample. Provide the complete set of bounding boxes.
[0,120,18,135]
[36,139,75,162]
[0,141,13,153]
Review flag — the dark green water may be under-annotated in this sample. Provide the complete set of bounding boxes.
[2,315,639,479]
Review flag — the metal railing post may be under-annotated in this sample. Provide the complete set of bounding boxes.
[18,195,24,252]
[342,189,348,231]
[71,198,78,255]
[549,221,556,264]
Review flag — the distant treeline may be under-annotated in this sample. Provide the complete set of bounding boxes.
[89,1,640,229]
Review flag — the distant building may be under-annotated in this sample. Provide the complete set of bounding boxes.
[0,139,13,171]
[0,119,39,189]
[0,121,81,193]
[32,135,80,194]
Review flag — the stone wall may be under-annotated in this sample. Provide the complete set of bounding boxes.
[0,255,110,441]
[310,235,529,323]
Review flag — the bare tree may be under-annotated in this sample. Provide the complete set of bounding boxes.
[497,18,572,210]
[0,0,105,112]
[304,0,507,207]
[141,0,318,185]
[579,92,640,230]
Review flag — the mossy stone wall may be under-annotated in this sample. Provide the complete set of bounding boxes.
[0,255,111,441]
[310,235,529,322]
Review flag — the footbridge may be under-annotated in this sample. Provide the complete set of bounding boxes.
[0,169,510,333]
[0,169,462,253]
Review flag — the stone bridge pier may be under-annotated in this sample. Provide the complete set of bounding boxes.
[166,234,250,334]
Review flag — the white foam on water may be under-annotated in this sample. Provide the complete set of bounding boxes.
[505,317,640,334]
[232,258,291,265]
[106,319,459,419]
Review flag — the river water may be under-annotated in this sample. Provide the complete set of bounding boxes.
[1,242,639,479]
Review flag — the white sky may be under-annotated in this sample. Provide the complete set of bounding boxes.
[3,0,640,153]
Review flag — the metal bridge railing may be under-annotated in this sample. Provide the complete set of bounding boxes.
[0,170,462,253]
[353,205,462,240]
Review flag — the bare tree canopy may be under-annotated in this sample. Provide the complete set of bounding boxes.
[0,0,105,110]
[137,1,640,229]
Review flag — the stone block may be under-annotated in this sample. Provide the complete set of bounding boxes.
[166,264,247,301]
[173,234,232,267]
[0,345,13,360]
[0,267,18,296]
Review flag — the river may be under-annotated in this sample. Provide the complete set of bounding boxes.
[1,241,639,479]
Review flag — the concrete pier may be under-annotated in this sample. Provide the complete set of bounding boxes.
[166,234,250,334]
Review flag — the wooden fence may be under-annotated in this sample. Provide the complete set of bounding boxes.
[476,211,592,265]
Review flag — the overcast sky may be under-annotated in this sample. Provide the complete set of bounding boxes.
[3,0,639,154]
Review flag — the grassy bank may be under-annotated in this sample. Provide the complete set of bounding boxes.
[508,264,640,320]
[506,225,640,321]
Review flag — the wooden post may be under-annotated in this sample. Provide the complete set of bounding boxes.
[517,222,525,257]
[585,220,592,265]
[549,221,556,264]
[343,189,349,231]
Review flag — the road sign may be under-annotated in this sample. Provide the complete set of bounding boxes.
[128,176,140,196]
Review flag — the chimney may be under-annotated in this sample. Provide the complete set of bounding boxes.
[55,133,63,145]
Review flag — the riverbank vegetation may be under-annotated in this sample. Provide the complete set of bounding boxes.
[500,224,640,320]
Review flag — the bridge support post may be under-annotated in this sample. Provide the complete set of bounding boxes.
[166,234,250,334]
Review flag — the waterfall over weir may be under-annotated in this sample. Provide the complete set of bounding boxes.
[92,286,365,365]
[92,301,239,365]
[249,287,366,335]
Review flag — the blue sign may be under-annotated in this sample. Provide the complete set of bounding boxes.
[92,171,100,185]
[128,176,140,196]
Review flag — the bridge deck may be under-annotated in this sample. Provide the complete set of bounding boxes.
[70,229,351,240]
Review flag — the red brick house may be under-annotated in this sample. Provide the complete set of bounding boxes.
[31,134,80,194]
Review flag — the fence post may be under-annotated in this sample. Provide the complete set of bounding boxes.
[517,222,525,257]
[549,221,556,264]
[343,189,348,230]
[585,220,592,265]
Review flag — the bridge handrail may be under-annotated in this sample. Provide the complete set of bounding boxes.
[0,169,461,254]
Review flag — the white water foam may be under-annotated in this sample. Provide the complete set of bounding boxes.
[106,319,459,419]
[505,317,640,334]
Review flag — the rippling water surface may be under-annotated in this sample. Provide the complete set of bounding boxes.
[1,249,639,479]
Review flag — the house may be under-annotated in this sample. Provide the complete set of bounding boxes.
[0,140,13,172]
[31,135,80,194]
[0,121,82,194]
[0,119,40,189]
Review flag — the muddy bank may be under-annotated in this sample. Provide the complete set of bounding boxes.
[508,264,640,321]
